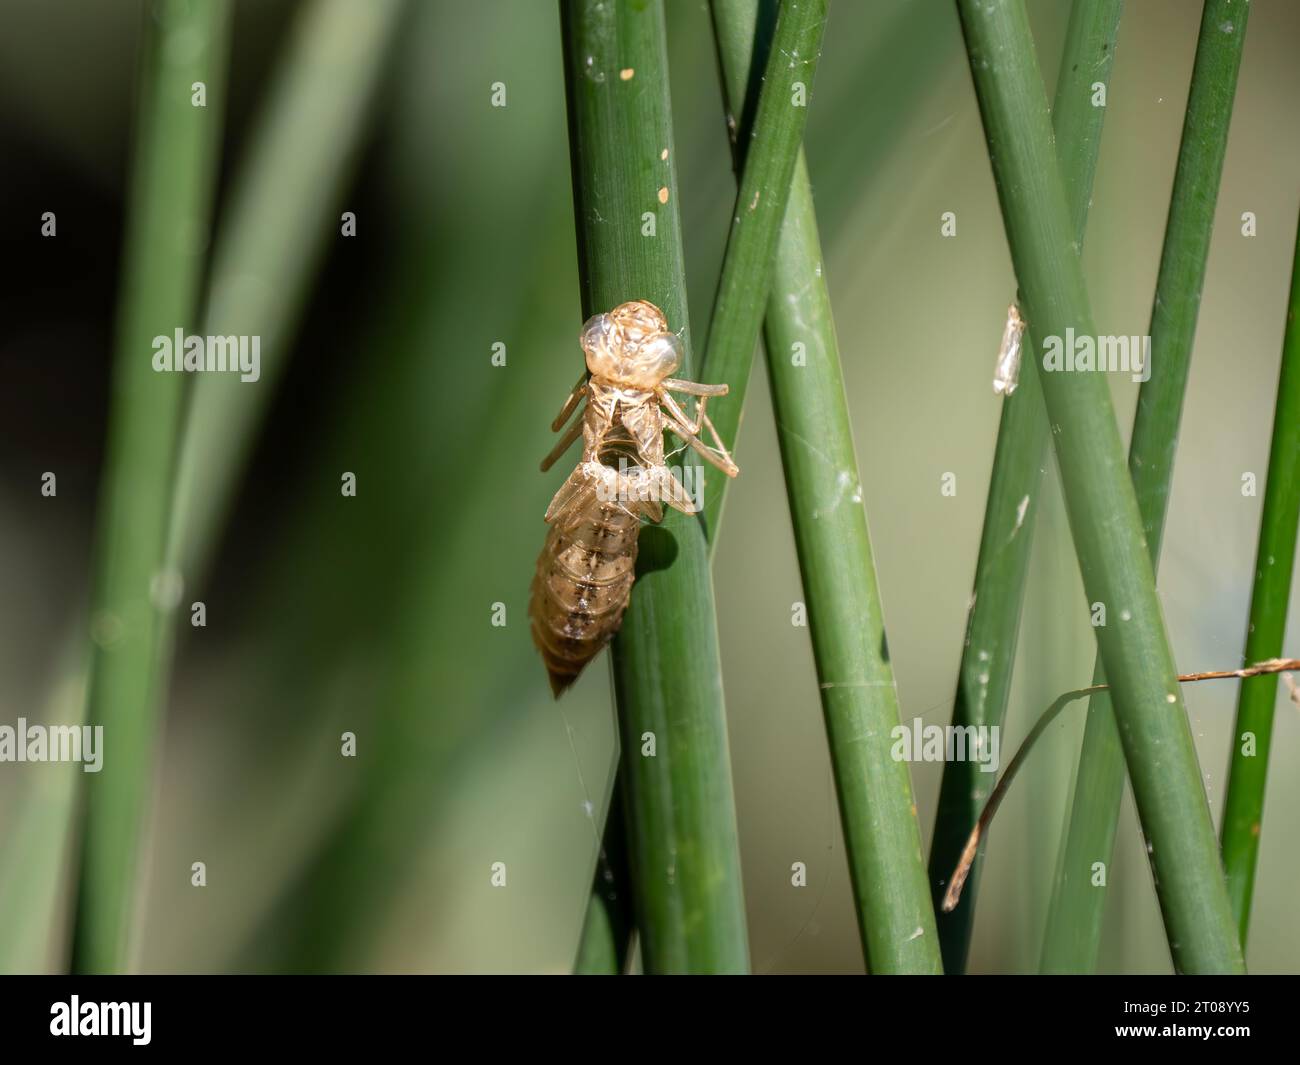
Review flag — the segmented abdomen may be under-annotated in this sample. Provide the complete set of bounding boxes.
[530,498,643,696]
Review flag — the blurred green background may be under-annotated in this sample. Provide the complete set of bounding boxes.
[1,0,1297,973]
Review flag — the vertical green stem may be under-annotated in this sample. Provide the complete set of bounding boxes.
[928,0,1122,973]
[699,0,829,541]
[1220,210,1300,946]
[170,0,408,582]
[571,0,825,967]
[1043,0,1249,972]
[72,0,231,974]
[710,0,940,972]
[956,0,1243,974]
[561,0,749,973]
[573,789,634,974]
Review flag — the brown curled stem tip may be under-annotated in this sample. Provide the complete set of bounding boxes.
[939,657,1300,914]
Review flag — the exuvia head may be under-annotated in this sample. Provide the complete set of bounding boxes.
[580,299,681,388]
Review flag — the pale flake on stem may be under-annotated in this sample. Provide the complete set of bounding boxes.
[992,301,1026,396]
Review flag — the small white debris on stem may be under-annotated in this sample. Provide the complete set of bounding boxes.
[993,302,1026,395]
[1014,494,1029,532]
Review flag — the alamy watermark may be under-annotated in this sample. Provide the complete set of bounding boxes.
[152,328,260,382]
[50,996,150,1045]
[1041,328,1151,383]
[588,458,706,513]
[0,719,103,772]
[891,719,1000,774]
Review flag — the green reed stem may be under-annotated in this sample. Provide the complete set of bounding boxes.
[708,0,940,972]
[1042,0,1250,973]
[561,0,749,973]
[169,0,407,581]
[572,788,634,973]
[1220,208,1300,947]
[929,0,1122,974]
[698,0,829,542]
[956,0,1244,974]
[71,0,231,974]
